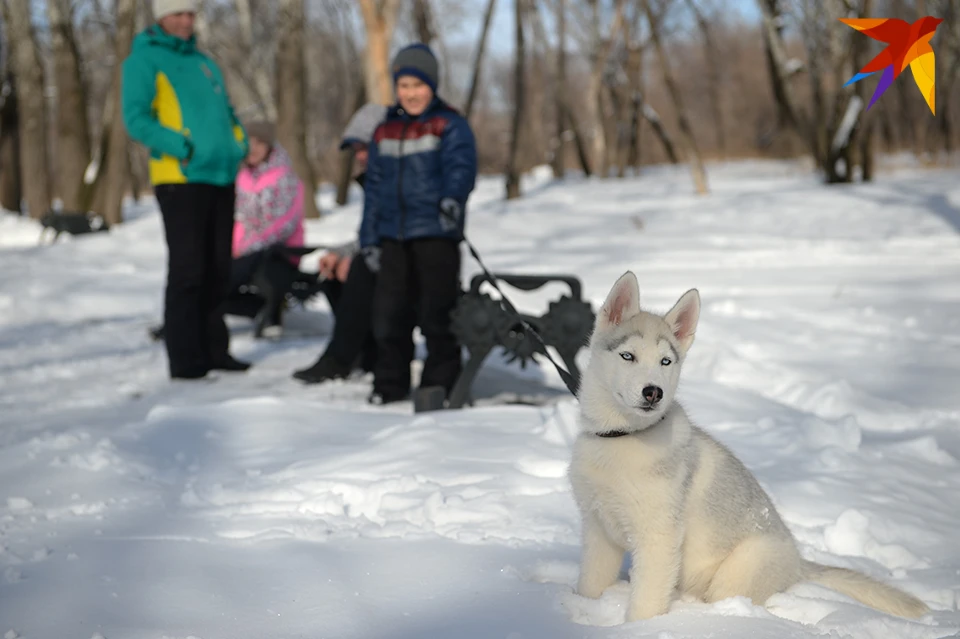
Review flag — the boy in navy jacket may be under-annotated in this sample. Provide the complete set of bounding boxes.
[359,43,478,406]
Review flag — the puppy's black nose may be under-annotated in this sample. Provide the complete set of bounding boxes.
[642,385,663,404]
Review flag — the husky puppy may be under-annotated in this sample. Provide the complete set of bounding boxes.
[567,271,929,622]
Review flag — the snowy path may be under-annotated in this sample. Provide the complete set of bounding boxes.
[1,159,959,638]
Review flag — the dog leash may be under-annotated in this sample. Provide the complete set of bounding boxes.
[448,214,582,399]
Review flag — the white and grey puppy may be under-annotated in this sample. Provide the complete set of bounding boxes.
[567,271,929,623]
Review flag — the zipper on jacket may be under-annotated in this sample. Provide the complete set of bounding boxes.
[397,117,410,242]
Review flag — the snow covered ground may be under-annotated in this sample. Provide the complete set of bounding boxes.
[1,157,960,639]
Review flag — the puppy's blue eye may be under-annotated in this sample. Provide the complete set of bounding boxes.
[661,357,672,366]
[619,352,635,362]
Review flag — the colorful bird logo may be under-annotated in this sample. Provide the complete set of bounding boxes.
[840,16,943,115]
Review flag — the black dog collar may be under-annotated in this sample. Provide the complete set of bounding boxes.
[596,430,630,438]
[593,412,668,439]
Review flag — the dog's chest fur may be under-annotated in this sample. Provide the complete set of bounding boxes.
[569,406,698,548]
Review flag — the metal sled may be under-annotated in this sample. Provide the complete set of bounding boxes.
[445,272,595,410]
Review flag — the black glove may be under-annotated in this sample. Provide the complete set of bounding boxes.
[439,197,462,233]
[361,245,381,273]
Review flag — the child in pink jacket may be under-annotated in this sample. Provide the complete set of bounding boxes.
[221,121,306,329]
[233,121,305,263]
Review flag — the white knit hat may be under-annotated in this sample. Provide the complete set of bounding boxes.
[153,0,198,20]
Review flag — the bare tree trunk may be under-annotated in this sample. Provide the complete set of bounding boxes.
[522,0,556,174]
[47,0,92,212]
[2,0,52,218]
[682,0,725,157]
[359,0,402,105]
[940,71,958,154]
[277,0,321,218]
[627,94,641,170]
[81,50,122,217]
[127,143,145,201]
[894,67,917,150]
[586,0,624,178]
[878,99,895,150]
[860,119,875,181]
[914,0,930,156]
[82,98,110,215]
[413,0,436,45]
[809,0,843,181]
[607,81,628,178]
[938,21,958,156]
[525,3,549,170]
[599,75,620,177]
[846,0,874,182]
[757,0,807,135]
[100,0,137,226]
[638,91,679,163]
[0,71,22,213]
[551,0,566,178]
[505,0,526,199]
[464,0,497,120]
[933,0,960,155]
[234,0,277,121]
[610,9,636,178]
[643,0,708,194]
[565,105,593,176]
[586,1,604,177]
[625,44,643,171]
[336,149,356,205]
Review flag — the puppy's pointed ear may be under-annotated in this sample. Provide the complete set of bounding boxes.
[664,288,700,355]
[597,271,641,331]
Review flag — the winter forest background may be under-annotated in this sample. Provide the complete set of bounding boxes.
[0,0,958,225]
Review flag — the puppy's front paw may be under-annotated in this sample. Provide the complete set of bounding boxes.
[576,578,607,599]
[625,599,669,622]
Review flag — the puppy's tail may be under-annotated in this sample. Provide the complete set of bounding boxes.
[801,560,929,619]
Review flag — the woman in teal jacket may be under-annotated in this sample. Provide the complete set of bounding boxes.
[121,1,251,380]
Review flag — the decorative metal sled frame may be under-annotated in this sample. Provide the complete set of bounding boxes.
[446,272,596,409]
